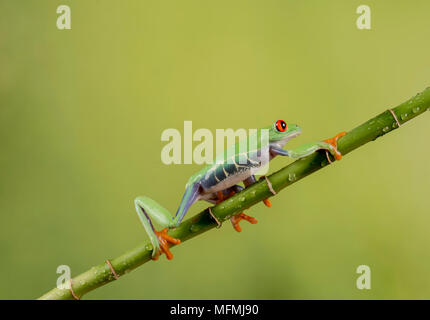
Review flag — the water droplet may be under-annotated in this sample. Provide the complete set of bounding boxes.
[239,197,246,202]
[392,122,398,128]
[401,113,408,120]
[190,224,200,232]
[288,173,296,182]
[382,126,389,132]
[412,106,420,113]
[145,244,153,251]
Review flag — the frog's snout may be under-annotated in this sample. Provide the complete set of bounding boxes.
[288,124,302,136]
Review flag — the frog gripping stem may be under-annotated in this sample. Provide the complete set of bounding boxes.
[230,213,258,232]
[38,87,430,299]
[152,228,181,261]
[215,190,259,233]
[323,131,347,161]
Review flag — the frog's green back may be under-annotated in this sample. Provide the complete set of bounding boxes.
[186,127,272,186]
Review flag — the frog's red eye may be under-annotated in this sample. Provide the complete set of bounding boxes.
[275,120,287,132]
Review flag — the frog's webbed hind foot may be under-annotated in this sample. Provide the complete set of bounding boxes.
[323,131,347,161]
[134,196,181,261]
[152,228,181,261]
[230,212,258,232]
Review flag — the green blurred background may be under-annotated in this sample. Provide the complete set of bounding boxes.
[1,0,429,299]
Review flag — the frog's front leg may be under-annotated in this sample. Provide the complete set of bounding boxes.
[211,184,259,233]
[273,131,347,161]
[218,178,272,232]
[134,196,180,260]
[214,188,258,233]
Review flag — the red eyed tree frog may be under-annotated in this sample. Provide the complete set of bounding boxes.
[135,120,346,260]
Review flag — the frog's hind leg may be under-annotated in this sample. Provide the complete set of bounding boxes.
[134,196,181,260]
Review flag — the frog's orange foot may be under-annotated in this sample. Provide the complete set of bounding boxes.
[258,176,275,207]
[263,199,272,207]
[323,131,347,160]
[152,228,181,261]
[230,213,258,233]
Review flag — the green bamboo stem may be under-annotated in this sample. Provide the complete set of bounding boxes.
[38,88,430,300]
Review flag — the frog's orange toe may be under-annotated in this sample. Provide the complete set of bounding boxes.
[323,131,347,161]
[230,213,258,232]
[153,228,181,260]
[263,199,272,207]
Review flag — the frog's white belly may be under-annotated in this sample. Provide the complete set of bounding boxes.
[198,145,271,196]
[202,169,253,195]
